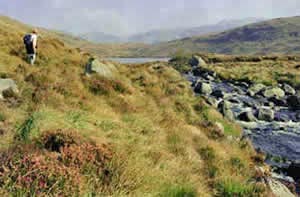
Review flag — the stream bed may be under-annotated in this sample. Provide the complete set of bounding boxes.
[185,66,300,192]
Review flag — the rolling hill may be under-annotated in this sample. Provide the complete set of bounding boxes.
[79,18,263,44]
[127,18,264,44]
[137,16,300,57]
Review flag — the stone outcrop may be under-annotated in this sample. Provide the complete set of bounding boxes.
[0,78,19,100]
[267,178,295,197]
[248,83,266,97]
[218,100,234,121]
[283,84,296,95]
[263,87,285,99]
[85,57,117,78]
[194,82,212,95]
[238,111,257,122]
[257,107,275,121]
[189,55,207,67]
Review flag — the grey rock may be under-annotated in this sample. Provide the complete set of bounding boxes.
[238,111,257,122]
[258,107,275,121]
[215,122,225,137]
[266,102,275,108]
[189,55,207,67]
[283,84,296,95]
[267,178,295,197]
[263,87,285,99]
[194,82,212,95]
[85,58,116,78]
[234,87,245,94]
[271,173,295,185]
[218,100,235,121]
[0,78,19,100]
[240,82,250,88]
[248,83,266,97]
[238,121,259,129]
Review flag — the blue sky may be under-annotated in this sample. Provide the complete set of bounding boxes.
[1,0,300,35]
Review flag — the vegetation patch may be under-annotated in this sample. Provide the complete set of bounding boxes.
[0,130,113,196]
[215,179,264,197]
[84,75,129,95]
[159,184,197,197]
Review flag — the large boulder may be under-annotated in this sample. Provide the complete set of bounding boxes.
[189,55,207,67]
[238,111,257,122]
[287,95,300,110]
[0,79,19,100]
[194,82,212,95]
[218,100,235,121]
[267,178,295,197]
[257,107,275,121]
[248,83,266,97]
[283,84,296,95]
[263,87,285,99]
[85,58,117,78]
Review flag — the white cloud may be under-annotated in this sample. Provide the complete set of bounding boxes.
[1,0,300,36]
[51,8,131,35]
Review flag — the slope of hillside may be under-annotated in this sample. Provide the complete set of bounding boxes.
[138,16,300,56]
[0,16,269,196]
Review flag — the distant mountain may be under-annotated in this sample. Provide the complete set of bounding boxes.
[127,18,264,44]
[136,16,300,56]
[80,32,123,43]
[80,18,264,44]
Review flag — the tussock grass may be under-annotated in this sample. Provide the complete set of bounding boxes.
[0,16,269,196]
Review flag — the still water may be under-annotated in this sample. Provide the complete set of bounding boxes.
[106,57,170,64]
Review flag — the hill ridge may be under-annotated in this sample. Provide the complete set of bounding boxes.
[135,15,300,56]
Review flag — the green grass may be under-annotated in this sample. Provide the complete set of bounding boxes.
[159,185,197,197]
[15,113,40,141]
[216,179,264,197]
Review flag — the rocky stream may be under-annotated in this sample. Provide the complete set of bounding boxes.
[184,58,300,194]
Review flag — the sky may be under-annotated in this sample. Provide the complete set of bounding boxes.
[0,0,300,36]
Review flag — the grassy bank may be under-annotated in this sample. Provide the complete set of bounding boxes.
[171,53,300,89]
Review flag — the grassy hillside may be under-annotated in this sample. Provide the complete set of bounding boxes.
[137,16,300,57]
[0,16,268,196]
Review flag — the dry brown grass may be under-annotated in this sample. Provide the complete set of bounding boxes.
[0,16,268,196]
